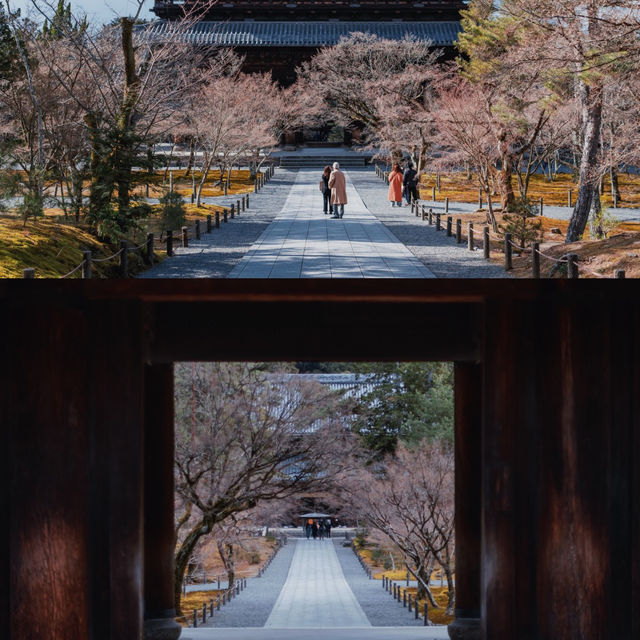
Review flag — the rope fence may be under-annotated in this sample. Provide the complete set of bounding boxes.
[22,168,276,278]
[374,165,628,279]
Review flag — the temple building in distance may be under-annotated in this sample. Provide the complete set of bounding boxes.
[150,1,465,85]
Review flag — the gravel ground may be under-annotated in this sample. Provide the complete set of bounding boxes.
[349,169,511,278]
[334,541,424,627]
[202,540,296,628]
[139,170,297,278]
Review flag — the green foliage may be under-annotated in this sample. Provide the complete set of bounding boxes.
[0,7,24,84]
[16,191,43,223]
[159,190,186,234]
[265,532,276,543]
[41,1,87,40]
[248,552,261,565]
[589,207,619,240]
[351,363,454,457]
[354,532,368,549]
[499,197,542,248]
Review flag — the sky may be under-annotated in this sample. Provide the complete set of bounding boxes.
[8,0,156,26]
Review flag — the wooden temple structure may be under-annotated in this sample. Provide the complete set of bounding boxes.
[2,279,639,640]
[149,0,465,84]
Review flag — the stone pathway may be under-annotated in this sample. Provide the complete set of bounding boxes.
[190,538,450,640]
[230,170,434,278]
[350,170,510,278]
[265,539,370,628]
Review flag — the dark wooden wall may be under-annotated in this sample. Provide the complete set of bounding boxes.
[1,281,638,640]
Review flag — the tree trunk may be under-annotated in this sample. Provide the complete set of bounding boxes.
[566,79,603,243]
[184,137,195,177]
[444,565,455,616]
[496,155,516,211]
[610,165,621,203]
[217,541,236,590]
[174,518,211,616]
[72,170,83,223]
[196,155,213,207]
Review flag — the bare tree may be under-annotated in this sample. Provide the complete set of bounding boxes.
[347,441,455,619]
[173,363,354,615]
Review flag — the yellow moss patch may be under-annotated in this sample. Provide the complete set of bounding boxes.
[417,171,640,208]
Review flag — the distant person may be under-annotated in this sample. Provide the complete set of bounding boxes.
[388,164,403,207]
[312,521,318,540]
[320,165,332,214]
[305,520,312,539]
[318,521,325,540]
[403,163,419,206]
[329,162,348,218]
[325,518,332,538]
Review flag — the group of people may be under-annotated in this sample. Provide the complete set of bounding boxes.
[320,162,348,218]
[387,162,420,207]
[304,518,332,540]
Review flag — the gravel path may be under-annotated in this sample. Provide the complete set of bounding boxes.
[139,170,297,278]
[202,541,296,628]
[334,541,424,627]
[349,169,511,278]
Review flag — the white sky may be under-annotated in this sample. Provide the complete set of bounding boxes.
[7,0,156,27]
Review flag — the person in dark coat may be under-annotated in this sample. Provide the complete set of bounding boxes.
[403,163,419,206]
[321,165,332,214]
[324,518,332,538]
[305,520,312,539]
[312,521,318,539]
[318,521,325,540]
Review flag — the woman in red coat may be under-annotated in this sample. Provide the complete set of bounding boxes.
[388,164,403,207]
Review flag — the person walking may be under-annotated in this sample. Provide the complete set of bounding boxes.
[318,521,325,540]
[305,519,312,539]
[320,165,332,214]
[388,164,403,207]
[324,518,332,539]
[328,162,347,218]
[403,162,419,206]
[311,521,318,540]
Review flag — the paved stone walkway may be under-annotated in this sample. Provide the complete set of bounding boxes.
[230,170,434,278]
[265,539,370,628]
[183,628,449,639]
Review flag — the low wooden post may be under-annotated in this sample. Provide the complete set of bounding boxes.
[532,242,540,278]
[446,216,452,237]
[242,195,246,211]
[423,602,428,625]
[193,610,197,628]
[210,599,214,615]
[146,233,154,265]
[382,576,386,589]
[456,219,462,244]
[408,594,412,612]
[230,204,235,219]
[254,179,258,193]
[393,584,397,600]
[445,197,450,213]
[215,212,220,228]
[505,233,513,271]
[468,222,474,251]
[246,194,250,208]
[167,230,173,257]
[23,267,35,278]
[237,199,241,215]
[403,590,407,607]
[222,592,226,605]
[415,599,419,619]
[436,213,441,231]
[615,269,626,278]
[567,253,579,278]
[216,596,221,611]
[195,219,201,240]
[82,250,92,278]
[181,227,188,248]
[119,240,128,278]
[568,189,572,208]
[223,211,228,223]
[421,205,426,221]
[202,603,207,623]
[539,196,544,216]
[432,186,436,201]
[206,215,212,233]
[483,226,490,260]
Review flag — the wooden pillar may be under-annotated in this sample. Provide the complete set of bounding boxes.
[449,363,482,640]
[143,365,182,640]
